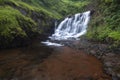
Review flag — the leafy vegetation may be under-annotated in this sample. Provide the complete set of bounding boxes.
[86,0,120,46]
[0,0,89,48]
[1,0,119,48]
[0,6,38,47]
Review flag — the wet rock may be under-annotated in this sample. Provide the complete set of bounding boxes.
[62,38,120,79]
[104,62,112,67]
[90,50,96,54]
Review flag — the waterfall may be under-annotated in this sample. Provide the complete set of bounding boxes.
[42,11,91,46]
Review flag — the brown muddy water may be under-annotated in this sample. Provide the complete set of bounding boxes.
[0,42,111,80]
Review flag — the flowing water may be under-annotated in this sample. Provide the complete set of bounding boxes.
[42,11,91,46]
[51,11,90,40]
[0,11,112,80]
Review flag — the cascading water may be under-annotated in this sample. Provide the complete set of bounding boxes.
[42,11,91,46]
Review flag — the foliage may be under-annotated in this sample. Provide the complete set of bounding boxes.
[0,6,27,38]
[108,31,120,41]
[0,0,89,48]
[86,0,120,46]
[0,6,38,47]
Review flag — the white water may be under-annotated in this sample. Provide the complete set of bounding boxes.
[50,11,91,40]
[42,11,91,46]
[41,40,64,46]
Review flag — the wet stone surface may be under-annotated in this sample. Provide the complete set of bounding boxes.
[64,39,120,80]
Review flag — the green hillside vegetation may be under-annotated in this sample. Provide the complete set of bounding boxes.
[86,0,120,47]
[0,0,89,48]
[1,0,120,48]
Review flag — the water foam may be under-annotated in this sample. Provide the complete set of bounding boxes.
[50,11,91,40]
[42,11,91,46]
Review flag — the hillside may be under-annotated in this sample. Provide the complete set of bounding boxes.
[86,0,120,48]
[0,0,120,48]
[0,0,88,48]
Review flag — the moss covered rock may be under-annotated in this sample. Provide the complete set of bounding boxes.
[0,0,89,48]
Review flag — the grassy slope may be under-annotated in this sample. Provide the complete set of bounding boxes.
[86,0,120,47]
[0,0,89,48]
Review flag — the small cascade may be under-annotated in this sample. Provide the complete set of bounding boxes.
[50,11,91,40]
[42,11,91,46]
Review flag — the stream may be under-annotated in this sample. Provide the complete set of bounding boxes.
[0,41,111,80]
[0,11,112,80]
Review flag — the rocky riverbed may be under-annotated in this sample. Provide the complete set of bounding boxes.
[0,39,112,80]
[60,38,120,80]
